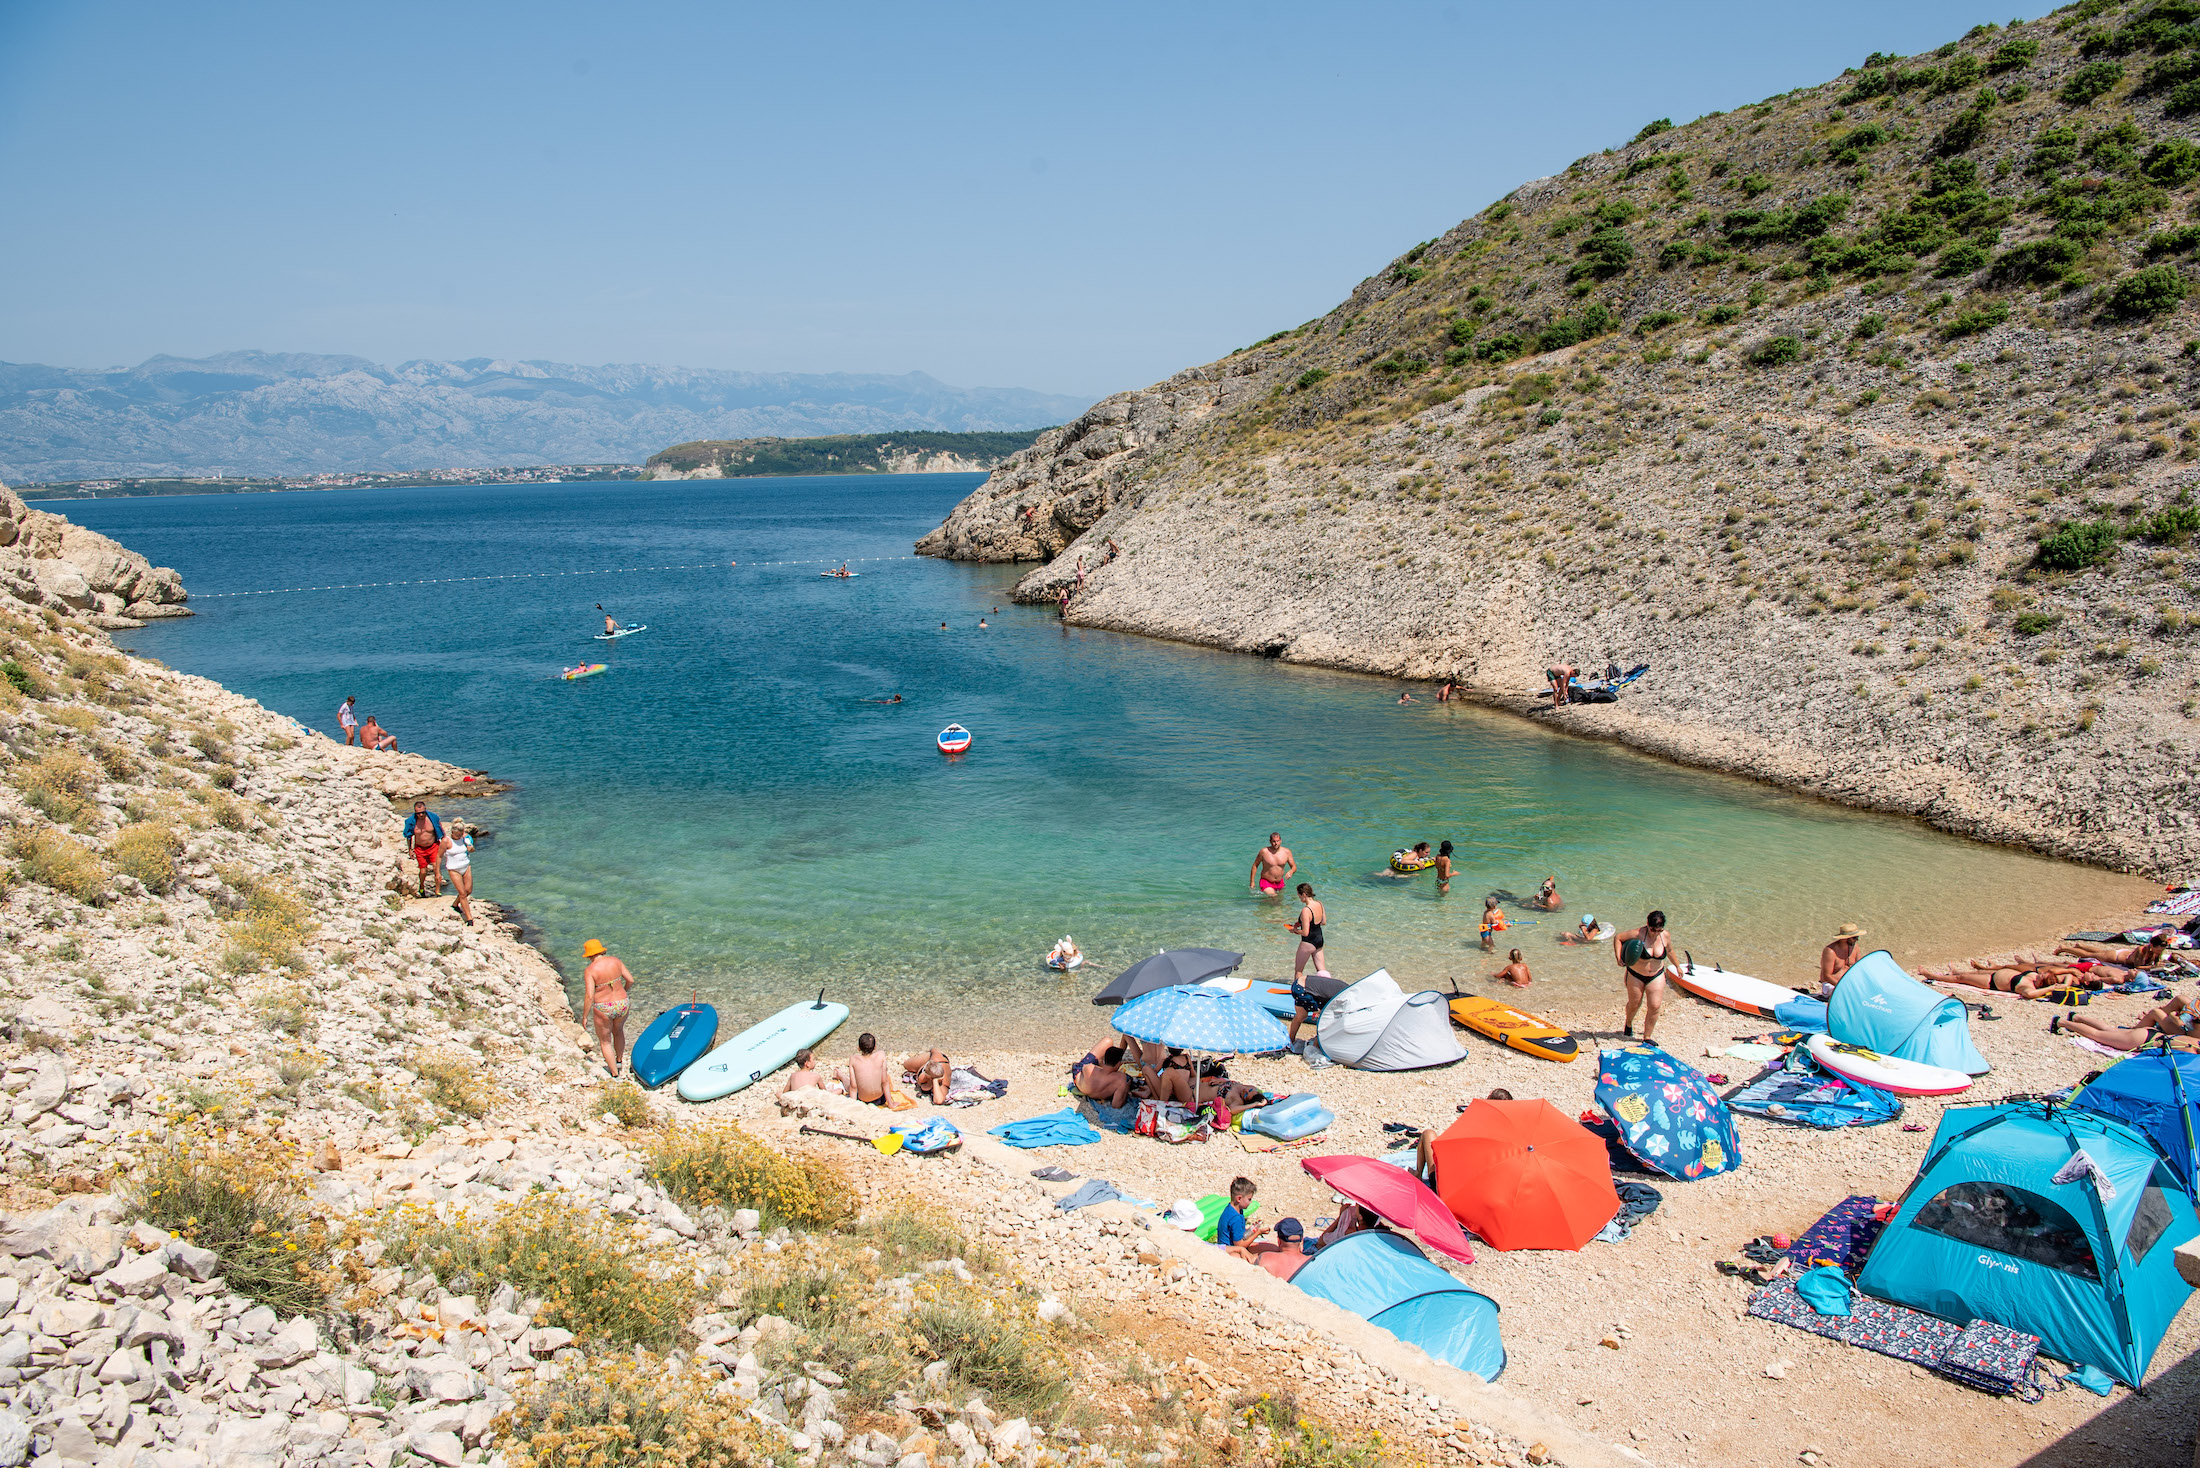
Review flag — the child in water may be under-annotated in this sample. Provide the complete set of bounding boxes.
[1479,896,1510,952]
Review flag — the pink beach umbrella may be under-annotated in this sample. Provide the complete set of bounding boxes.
[1300,1154,1476,1264]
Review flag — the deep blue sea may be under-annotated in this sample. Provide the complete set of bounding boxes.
[64,475,2144,1042]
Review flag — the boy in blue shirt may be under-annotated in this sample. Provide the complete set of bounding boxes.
[1215,1176,1258,1249]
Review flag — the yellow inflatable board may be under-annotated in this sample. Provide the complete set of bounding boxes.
[1447,994,1579,1063]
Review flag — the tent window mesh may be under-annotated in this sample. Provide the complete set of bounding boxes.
[1913,1182,2098,1281]
[2125,1179,2174,1265]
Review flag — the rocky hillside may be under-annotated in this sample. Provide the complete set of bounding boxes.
[0,487,187,631]
[921,4,2200,877]
[647,430,1045,479]
[0,354,1092,481]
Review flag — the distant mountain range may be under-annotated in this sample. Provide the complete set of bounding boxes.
[0,352,1095,480]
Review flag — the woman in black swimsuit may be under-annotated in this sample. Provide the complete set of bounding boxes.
[1612,909,1676,1042]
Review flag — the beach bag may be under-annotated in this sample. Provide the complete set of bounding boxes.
[1938,1320,2046,1401]
[1133,1100,1161,1138]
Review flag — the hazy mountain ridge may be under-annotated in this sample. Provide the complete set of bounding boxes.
[921,5,2200,876]
[0,351,1093,479]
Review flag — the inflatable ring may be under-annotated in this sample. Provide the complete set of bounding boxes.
[1390,853,1437,874]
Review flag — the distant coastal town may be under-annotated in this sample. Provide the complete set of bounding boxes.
[13,464,648,499]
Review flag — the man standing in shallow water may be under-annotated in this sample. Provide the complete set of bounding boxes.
[1250,833,1296,898]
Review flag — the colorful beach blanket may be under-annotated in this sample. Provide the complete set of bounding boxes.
[1749,1281,2045,1399]
[1786,1195,1887,1275]
[988,1108,1102,1148]
[2147,890,2200,916]
[1728,1053,1903,1131]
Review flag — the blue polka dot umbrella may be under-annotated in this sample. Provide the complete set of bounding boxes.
[1113,984,1291,1056]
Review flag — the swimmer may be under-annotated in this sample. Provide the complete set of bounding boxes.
[1559,913,1603,945]
[1435,839,1455,895]
[1532,875,1562,911]
[1250,832,1297,897]
[1397,691,1417,704]
[978,619,988,628]
[1479,895,1509,952]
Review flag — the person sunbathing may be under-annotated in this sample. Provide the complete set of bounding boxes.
[1073,1045,1131,1108]
[1931,963,2106,1000]
[902,1048,952,1105]
[2054,997,2198,1050]
[1191,1061,1264,1111]
[2056,937,2171,968]
[1140,1051,1197,1107]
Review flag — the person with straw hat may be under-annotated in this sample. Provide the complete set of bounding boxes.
[1820,923,1867,995]
[581,939,635,1078]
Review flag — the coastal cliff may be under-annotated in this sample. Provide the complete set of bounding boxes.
[921,12,2200,878]
[0,485,188,630]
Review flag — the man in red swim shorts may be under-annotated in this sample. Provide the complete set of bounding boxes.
[1249,832,1296,899]
[404,800,444,899]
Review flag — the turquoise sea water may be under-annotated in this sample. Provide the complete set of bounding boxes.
[69,476,2147,1044]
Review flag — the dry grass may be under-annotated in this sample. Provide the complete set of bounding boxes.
[643,1122,854,1231]
[15,750,100,826]
[380,1198,698,1350]
[11,828,109,903]
[126,1131,335,1316]
[413,1050,494,1119]
[251,986,316,1037]
[221,872,314,973]
[107,821,180,893]
[595,1079,654,1129]
[494,1349,780,1468]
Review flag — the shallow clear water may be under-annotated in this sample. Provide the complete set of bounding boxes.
[69,477,2149,1045]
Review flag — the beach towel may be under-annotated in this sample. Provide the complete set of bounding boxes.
[2146,890,2200,916]
[2068,1036,2131,1060]
[946,1068,1008,1106]
[1772,996,1829,1034]
[1786,1195,1887,1275]
[1193,1194,1262,1243]
[1081,1099,1140,1134]
[1592,1181,1664,1244]
[1729,1054,1902,1131]
[988,1109,1103,1148]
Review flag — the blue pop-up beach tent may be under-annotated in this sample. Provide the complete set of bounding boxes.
[1855,1102,2197,1386]
[1290,1230,1506,1379]
[1828,950,1989,1075]
[2073,1049,2200,1194]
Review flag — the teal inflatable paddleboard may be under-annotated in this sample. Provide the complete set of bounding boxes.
[678,994,849,1102]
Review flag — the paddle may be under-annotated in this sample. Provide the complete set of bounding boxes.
[798,1124,905,1155]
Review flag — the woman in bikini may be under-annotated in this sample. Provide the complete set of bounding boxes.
[2055,937,2172,969]
[901,1048,953,1104]
[1435,840,1455,895]
[2055,996,2200,1051]
[1611,910,1677,1042]
[580,939,634,1077]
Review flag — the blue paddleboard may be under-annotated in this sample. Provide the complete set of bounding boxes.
[629,1002,718,1089]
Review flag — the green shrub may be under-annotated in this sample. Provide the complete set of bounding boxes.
[1535,302,1615,352]
[2148,225,2200,257]
[1473,332,1524,362]
[1750,336,1803,365]
[1703,303,1742,325]
[1447,318,1479,346]
[2145,138,2200,187]
[1570,226,1635,280]
[1853,312,1886,339]
[2029,124,2082,177]
[382,1198,698,1350]
[1631,118,1673,144]
[109,822,181,894]
[1988,235,2086,287]
[1827,123,1887,166]
[1990,38,2038,71]
[12,829,108,902]
[2036,519,2123,570]
[1722,193,1850,246]
[2139,499,2200,543]
[1506,374,1558,406]
[1636,310,1682,333]
[2012,611,2063,636]
[1943,299,2011,337]
[1740,173,1773,197]
[910,1290,1070,1419]
[2101,263,2190,320]
[1935,241,1990,276]
[1372,353,1427,378]
[1292,368,1331,392]
[1937,104,1992,156]
[2061,61,2126,105]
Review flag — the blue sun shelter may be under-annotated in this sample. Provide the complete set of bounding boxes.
[1291,1230,1506,1380]
[1827,949,1988,1075]
[2073,1049,2200,1194]
[1855,1102,2197,1386]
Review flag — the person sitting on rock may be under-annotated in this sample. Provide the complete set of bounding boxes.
[779,1048,824,1100]
[837,1033,890,1104]
[1073,1045,1131,1108]
[359,715,398,752]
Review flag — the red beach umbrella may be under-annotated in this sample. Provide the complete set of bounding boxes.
[1299,1155,1475,1264]
[1431,1099,1620,1251]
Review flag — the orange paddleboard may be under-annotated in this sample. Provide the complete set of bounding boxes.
[1448,994,1578,1062]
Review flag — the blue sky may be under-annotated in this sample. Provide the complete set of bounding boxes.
[1,2,2025,398]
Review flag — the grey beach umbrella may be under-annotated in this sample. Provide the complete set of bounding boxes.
[1091,947,1245,1006]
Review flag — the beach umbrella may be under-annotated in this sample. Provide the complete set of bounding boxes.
[1112,984,1289,1055]
[1593,1044,1742,1181]
[1431,1100,1620,1251]
[1092,948,1244,1006]
[1300,1155,1475,1264]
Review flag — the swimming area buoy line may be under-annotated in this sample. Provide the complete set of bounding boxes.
[194,555,920,599]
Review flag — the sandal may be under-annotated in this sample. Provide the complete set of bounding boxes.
[2050,1015,2065,1035]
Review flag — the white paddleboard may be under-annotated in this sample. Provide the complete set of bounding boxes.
[594,625,648,640]
[678,997,849,1102]
[1672,962,1805,1019]
[819,572,861,579]
[1808,1034,1972,1097]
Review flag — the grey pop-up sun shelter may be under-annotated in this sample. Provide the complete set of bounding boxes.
[1317,969,1467,1071]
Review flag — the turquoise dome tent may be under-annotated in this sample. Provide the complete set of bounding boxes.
[2073,1049,2200,1195]
[1854,1102,2196,1386]
[1828,950,1989,1075]
[1289,1229,1505,1380]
